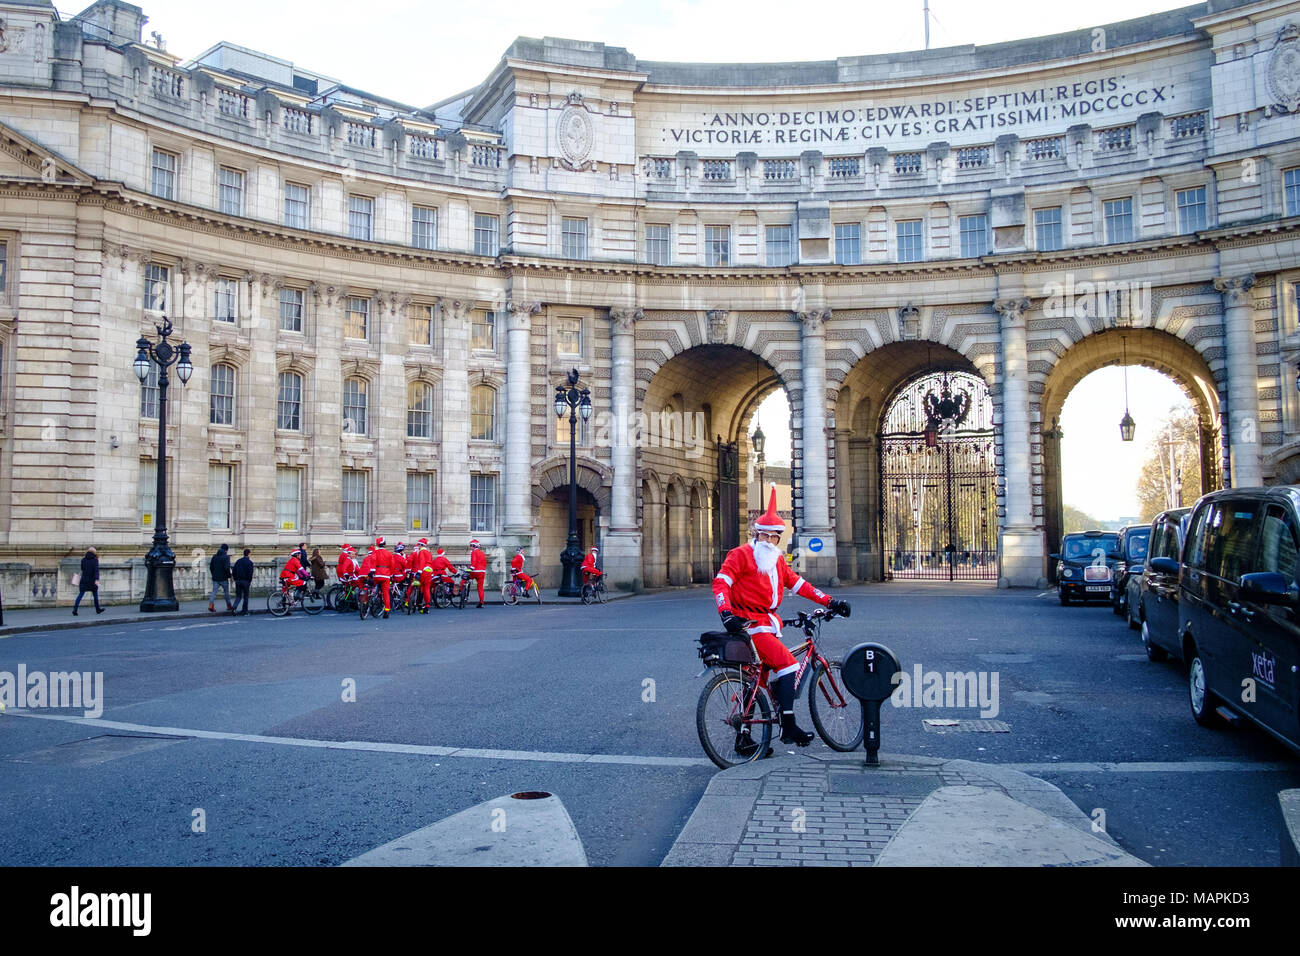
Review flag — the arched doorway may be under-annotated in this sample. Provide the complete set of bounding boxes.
[879,370,998,581]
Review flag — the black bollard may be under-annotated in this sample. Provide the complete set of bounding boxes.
[840,643,901,768]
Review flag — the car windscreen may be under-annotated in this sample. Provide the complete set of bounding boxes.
[1125,528,1150,560]
[1062,535,1118,560]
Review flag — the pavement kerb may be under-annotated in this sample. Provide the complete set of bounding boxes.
[0,588,635,637]
[662,751,1141,867]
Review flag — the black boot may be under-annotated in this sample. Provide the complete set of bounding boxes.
[734,732,759,758]
[773,673,814,746]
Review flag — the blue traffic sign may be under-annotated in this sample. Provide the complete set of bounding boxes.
[808,537,823,552]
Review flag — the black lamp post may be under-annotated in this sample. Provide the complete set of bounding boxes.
[133,316,193,612]
[750,424,766,508]
[1119,335,1136,443]
[554,368,591,597]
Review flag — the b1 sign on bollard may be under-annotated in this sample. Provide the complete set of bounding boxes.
[840,643,902,766]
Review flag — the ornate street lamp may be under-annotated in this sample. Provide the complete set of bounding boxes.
[750,424,766,509]
[133,316,193,612]
[1119,336,1135,442]
[554,368,591,597]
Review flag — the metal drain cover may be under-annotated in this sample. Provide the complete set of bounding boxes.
[922,719,1011,733]
[12,734,188,766]
[828,771,944,796]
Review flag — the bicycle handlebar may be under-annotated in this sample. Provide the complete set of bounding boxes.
[779,607,838,633]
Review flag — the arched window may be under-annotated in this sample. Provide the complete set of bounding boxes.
[343,377,368,436]
[210,363,236,426]
[407,381,435,439]
[470,384,496,441]
[277,371,302,431]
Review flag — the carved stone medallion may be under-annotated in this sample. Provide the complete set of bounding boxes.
[557,92,595,171]
[1268,23,1300,114]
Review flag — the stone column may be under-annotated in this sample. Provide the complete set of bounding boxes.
[504,299,540,536]
[242,274,278,540]
[1214,275,1260,488]
[602,307,643,590]
[308,282,343,537]
[797,308,837,580]
[439,299,472,546]
[835,425,856,582]
[374,291,409,538]
[994,295,1043,587]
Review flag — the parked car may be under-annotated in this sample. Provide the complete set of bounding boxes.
[1133,507,1191,657]
[1111,523,1151,618]
[1052,530,1121,605]
[1150,487,1300,754]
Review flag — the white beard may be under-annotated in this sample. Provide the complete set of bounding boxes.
[752,539,781,573]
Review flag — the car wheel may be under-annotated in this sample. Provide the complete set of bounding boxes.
[1127,594,1140,630]
[1187,642,1224,728]
[1058,588,1070,606]
[1141,618,1167,662]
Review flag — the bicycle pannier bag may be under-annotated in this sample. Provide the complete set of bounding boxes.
[698,631,753,666]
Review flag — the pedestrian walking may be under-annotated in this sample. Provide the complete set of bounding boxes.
[309,547,327,596]
[209,543,233,613]
[72,547,104,616]
[232,548,255,615]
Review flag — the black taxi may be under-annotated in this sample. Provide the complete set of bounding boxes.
[1052,530,1121,606]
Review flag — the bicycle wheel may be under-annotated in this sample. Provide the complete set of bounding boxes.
[533,583,542,605]
[595,581,608,604]
[500,583,519,606]
[696,669,773,771]
[301,587,324,615]
[268,590,289,618]
[809,662,865,752]
[324,584,340,611]
[456,582,468,610]
[358,590,370,620]
[580,584,594,605]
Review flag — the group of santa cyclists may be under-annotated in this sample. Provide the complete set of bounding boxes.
[278,538,603,617]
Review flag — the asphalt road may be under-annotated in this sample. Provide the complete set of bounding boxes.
[1,582,1297,866]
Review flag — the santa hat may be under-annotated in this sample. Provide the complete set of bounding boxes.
[342,545,355,554]
[754,485,784,533]
[590,547,599,554]
[417,538,428,546]
[436,547,445,555]
[469,539,480,548]
[375,536,386,547]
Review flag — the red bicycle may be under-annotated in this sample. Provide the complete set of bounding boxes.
[695,607,863,770]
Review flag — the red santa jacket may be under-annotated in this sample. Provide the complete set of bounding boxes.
[510,553,528,576]
[712,544,829,620]
[280,555,307,582]
[360,547,396,580]
[337,553,355,580]
[581,552,600,575]
[469,549,487,575]
[410,547,433,574]
[431,553,456,579]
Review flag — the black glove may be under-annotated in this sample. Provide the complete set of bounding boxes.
[721,612,751,636]
[828,599,851,618]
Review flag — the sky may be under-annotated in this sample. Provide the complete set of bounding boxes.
[83,0,1201,107]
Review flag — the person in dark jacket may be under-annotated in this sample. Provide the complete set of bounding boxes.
[209,543,233,613]
[232,548,255,615]
[72,547,104,615]
[309,548,327,596]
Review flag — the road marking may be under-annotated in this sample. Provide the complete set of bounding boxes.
[3,711,715,768]
[999,760,1298,774]
[160,621,238,632]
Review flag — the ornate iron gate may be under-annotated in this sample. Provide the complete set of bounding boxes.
[879,371,998,581]
[715,439,740,570]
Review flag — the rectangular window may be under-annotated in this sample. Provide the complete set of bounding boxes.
[343,379,368,436]
[555,317,582,357]
[218,167,244,217]
[766,225,793,267]
[412,205,437,250]
[474,214,500,256]
[959,214,989,258]
[407,382,438,439]
[209,364,235,426]
[646,224,670,266]
[557,412,590,448]
[143,263,170,313]
[1176,186,1207,233]
[345,296,370,340]
[470,474,496,532]
[472,310,497,351]
[213,278,238,323]
[1104,197,1134,244]
[407,473,434,532]
[279,288,304,333]
[276,372,302,431]
[140,363,159,419]
[275,467,302,531]
[562,217,588,259]
[284,182,310,229]
[704,225,729,266]
[834,223,861,265]
[348,195,373,241]
[471,386,496,442]
[151,149,176,200]
[1034,207,1062,252]
[341,469,367,532]
[139,459,157,528]
[208,463,233,531]
[1287,168,1300,218]
[409,303,435,348]
[896,219,923,262]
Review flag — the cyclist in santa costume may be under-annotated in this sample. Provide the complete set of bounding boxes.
[359,536,396,618]
[510,546,535,596]
[410,539,434,611]
[336,545,356,581]
[712,486,851,752]
[580,547,602,586]
[468,539,487,608]
[430,546,457,591]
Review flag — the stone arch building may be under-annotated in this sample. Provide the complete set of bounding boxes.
[1,0,1299,604]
